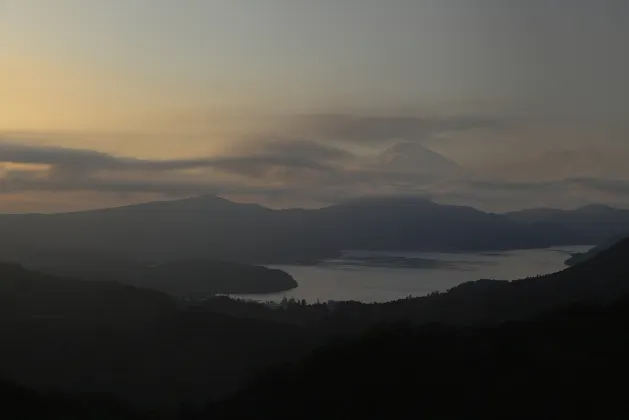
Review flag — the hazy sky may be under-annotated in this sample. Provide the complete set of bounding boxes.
[1,1,628,212]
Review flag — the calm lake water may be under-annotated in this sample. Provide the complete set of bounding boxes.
[235,245,592,303]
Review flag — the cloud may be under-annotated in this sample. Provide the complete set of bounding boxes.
[568,178,629,196]
[0,139,350,179]
[209,139,354,177]
[468,178,629,197]
[2,116,629,212]
[440,178,629,211]
[0,142,119,172]
[244,139,355,162]
[0,135,458,202]
[0,138,355,198]
[0,167,289,197]
[468,180,562,193]
[285,114,507,145]
[0,112,505,178]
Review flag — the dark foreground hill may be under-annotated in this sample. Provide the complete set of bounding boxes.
[125,260,297,296]
[208,299,629,420]
[386,235,629,326]
[202,237,629,418]
[6,297,629,419]
[0,263,174,323]
[0,264,313,410]
[0,195,588,266]
[565,232,628,266]
[18,252,297,296]
[5,236,629,417]
[0,380,146,420]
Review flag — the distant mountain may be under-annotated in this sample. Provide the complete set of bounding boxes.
[505,204,629,243]
[313,196,584,251]
[0,195,589,266]
[0,195,339,265]
[377,141,460,176]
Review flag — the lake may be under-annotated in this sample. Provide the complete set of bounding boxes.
[235,245,592,303]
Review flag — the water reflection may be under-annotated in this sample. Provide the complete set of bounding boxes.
[235,245,592,303]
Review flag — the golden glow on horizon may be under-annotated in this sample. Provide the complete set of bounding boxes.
[1,52,241,132]
[0,162,50,172]
[2,55,116,130]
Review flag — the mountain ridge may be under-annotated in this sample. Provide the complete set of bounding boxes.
[505,204,629,244]
[0,195,600,266]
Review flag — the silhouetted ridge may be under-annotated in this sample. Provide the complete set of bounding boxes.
[208,297,629,420]
[565,232,629,266]
[505,204,629,243]
[0,195,592,266]
[385,235,629,325]
[577,204,617,213]
[336,195,436,207]
[125,260,298,295]
[0,263,311,409]
[0,262,175,322]
[22,254,298,296]
[4,238,629,414]
[0,380,144,420]
[562,235,629,273]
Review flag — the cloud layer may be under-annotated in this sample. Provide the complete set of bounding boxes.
[2,112,629,212]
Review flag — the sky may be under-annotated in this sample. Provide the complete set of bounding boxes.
[1,0,629,212]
